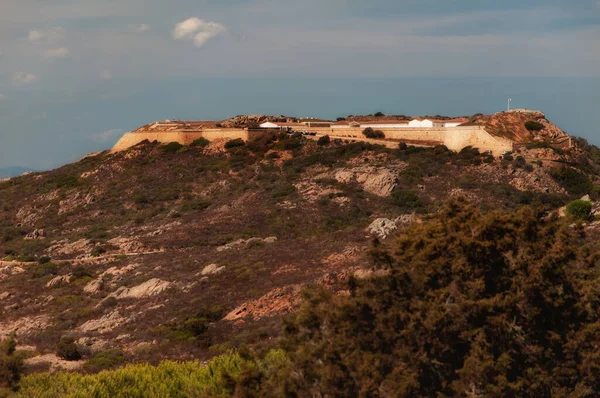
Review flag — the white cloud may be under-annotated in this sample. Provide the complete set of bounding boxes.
[101,69,112,80]
[129,24,150,33]
[43,47,70,60]
[91,128,124,143]
[28,27,66,43]
[13,72,38,84]
[172,17,227,48]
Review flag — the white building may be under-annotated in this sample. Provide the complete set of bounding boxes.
[407,118,467,128]
[408,119,442,128]
[360,121,410,129]
[259,122,306,129]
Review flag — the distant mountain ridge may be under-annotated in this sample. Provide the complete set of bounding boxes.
[0,166,35,179]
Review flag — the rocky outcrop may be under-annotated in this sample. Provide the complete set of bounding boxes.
[101,263,139,278]
[224,285,303,321]
[319,165,403,197]
[366,218,398,239]
[201,264,226,276]
[107,278,171,300]
[83,278,104,294]
[58,191,97,215]
[0,263,25,281]
[46,274,72,288]
[107,237,146,254]
[46,239,93,257]
[79,311,125,333]
[24,229,46,240]
[77,337,111,354]
[216,237,277,252]
[0,316,50,337]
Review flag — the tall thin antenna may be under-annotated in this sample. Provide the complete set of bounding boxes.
[507,97,512,111]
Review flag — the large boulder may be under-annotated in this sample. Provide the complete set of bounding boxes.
[366,218,398,239]
[201,264,226,276]
[108,278,171,300]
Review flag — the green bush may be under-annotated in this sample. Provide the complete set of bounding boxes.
[390,189,423,213]
[551,166,594,195]
[83,349,125,373]
[181,198,211,212]
[525,121,544,131]
[32,262,59,279]
[513,156,527,168]
[56,337,82,361]
[38,256,51,265]
[51,175,82,190]
[270,184,296,199]
[317,135,331,146]
[163,142,184,153]
[362,128,385,139]
[566,200,592,221]
[0,336,23,393]
[0,337,24,397]
[191,138,210,148]
[398,142,408,150]
[224,138,245,149]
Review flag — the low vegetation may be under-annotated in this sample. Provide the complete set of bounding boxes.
[524,121,544,132]
[362,127,385,139]
[13,352,249,397]
[566,199,592,221]
[317,135,331,146]
[550,166,594,196]
[0,337,23,394]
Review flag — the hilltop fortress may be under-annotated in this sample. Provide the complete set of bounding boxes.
[112,110,571,155]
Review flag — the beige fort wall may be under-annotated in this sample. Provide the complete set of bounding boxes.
[309,126,513,156]
[112,129,249,152]
[112,126,512,156]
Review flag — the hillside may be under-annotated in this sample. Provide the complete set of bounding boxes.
[465,110,570,143]
[1,132,600,395]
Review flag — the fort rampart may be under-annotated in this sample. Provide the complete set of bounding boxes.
[308,126,513,155]
[112,129,249,152]
[112,126,512,156]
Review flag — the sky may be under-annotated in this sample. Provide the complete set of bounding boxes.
[0,0,599,170]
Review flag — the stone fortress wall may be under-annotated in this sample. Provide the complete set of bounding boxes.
[112,129,249,152]
[112,123,513,156]
[306,126,513,155]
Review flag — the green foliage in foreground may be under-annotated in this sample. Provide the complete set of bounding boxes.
[13,350,287,398]
[237,201,600,396]
[0,337,23,395]
[566,199,592,221]
[13,352,237,398]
